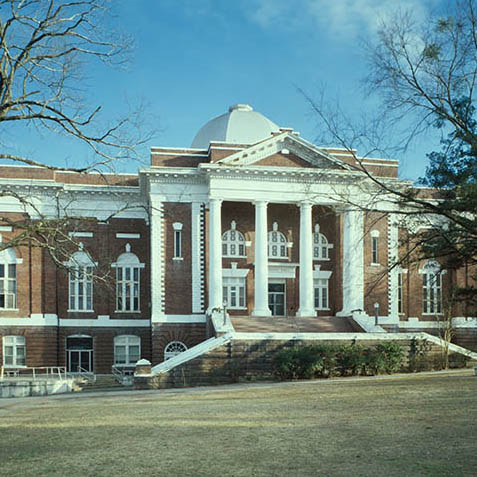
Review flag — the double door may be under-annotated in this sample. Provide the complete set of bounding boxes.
[268,283,286,316]
[66,336,93,373]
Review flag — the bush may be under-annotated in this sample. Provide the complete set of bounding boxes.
[272,342,405,380]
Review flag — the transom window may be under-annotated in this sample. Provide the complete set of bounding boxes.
[113,244,144,312]
[114,335,140,366]
[223,277,246,309]
[222,221,245,257]
[164,341,187,361]
[314,278,329,310]
[268,222,287,258]
[0,248,20,310]
[421,261,443,314]
[313,225,332,260]
[67,250,95,312]
[3,335,26,367]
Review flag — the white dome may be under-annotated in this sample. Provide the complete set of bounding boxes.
[191,104,280,149]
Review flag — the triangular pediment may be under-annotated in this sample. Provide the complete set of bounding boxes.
[216,132,352,171]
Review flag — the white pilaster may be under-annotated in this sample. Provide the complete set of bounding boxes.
[388,214,400,323]
[208,198,223,311]
[191,202,204,313]
[337,207,364,316]
[150,199,165,322]
[297,202,316,317]
[252,200,272,316]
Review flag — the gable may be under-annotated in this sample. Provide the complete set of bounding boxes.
[216,132,351,171]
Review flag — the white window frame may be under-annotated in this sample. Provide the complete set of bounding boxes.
[114,335,141,366]
[65,250,96,312]
[2,335,26,368]
[222,221,246,258]
[419,261,445,315]
[0,248,22,310]
[223,277,246,309]
[112,244,145,313]
[164,341,187,361]
[268,222,289,259]
[314,279,330,310]
[371,230,379,265]
[173,222,183,260]
[312,224,333,261]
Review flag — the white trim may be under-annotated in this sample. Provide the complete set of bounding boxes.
[152,314,206,323]
[151,152,209,157]
[68,232,93,238]
[222,267,250,278]
[312,265,332,279]
[116,233,141,239]
[172,222,183,231]
[0,226,13,232]
[0,316,150,327]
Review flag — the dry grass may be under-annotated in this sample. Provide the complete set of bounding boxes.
[1,372,477,476]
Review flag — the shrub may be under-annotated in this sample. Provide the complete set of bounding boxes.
[335,344,365,376]
[375,342,404,373]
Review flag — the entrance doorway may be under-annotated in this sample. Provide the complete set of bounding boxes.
[66,335,93,373]
[268,283,286,316]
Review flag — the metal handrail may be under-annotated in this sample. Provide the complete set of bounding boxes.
[0,366,68,381]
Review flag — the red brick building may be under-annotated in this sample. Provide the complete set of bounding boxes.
[1,104,476,375]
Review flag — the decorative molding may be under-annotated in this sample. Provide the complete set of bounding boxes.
[116,233,141,239]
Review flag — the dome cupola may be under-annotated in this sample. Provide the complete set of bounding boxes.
[191,104,280,149]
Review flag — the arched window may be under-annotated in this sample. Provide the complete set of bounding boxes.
[112,244,145,312]
[268,222,288,258]
[114,335,141,366]
[0,248,21,309]
[164,341,187,361]
[222,221,245,257]
[2,335,26,367]
[420,261,443,314]
[66,248,95,312]
[313,225,333,260]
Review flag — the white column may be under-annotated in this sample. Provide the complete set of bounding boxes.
[252,200,271,316]
[297,202,316,317]
[191,202,204,313]
[388,214,400,323]
[208,198,223,311]
[150,198,164,323]
[337,207,364,316]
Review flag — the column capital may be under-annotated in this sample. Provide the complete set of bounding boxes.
[209,198,223,205]
[253,200,268,207]
[298,201,313,209]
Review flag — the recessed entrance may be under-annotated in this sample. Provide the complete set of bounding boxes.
[268,283,286,316]
[66,335,93,373]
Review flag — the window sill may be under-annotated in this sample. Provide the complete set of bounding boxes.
[0,308,19,312]
[315,308,330,311]
[370,263,381,267]
[67,310,95,313]
[114,310,142,314]
[227,307,248,311]
[422,313,444,316]
[268,257,289,261]
[223,255,247,259]
[172,257,183,261]
[2,365,27,369]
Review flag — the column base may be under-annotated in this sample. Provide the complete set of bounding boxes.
[251,308,272,317]
[296,308,317,318]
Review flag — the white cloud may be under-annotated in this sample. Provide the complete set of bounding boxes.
[247,0,440,39]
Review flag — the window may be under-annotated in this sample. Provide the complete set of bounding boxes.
[314,279,329,310]
[113,245,144,312]
[268,222,288,258]
[313,225,333,260]
[114,335,140,366]
[223,277,246,309]
[173,222,183,259]
[0,248,20,309]
[3,335,26,367]
[421,261,443,314]
[398,271,403,314]
[67,251,95,311]
[222,221,245,257]
[371,230,379,264]
[164,341,187,361]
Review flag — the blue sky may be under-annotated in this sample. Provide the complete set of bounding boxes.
[4,0,450,180]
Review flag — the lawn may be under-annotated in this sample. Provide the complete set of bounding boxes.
[1,372,477,476]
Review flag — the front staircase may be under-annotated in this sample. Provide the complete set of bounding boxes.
[76,375,131,393]
[230,315,361,333]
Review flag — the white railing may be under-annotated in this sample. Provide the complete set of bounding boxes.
[112,365,134,385]
[76,366,95,383]
[0,366,69,381]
